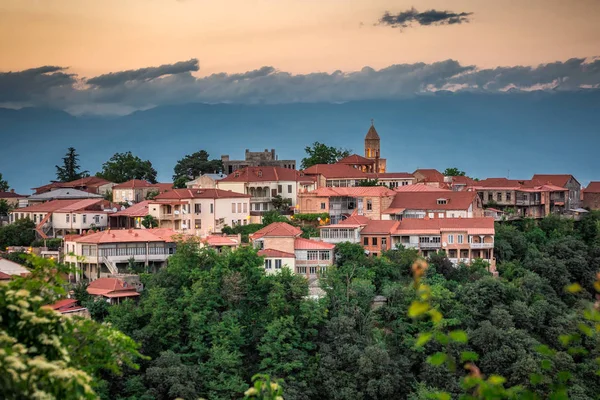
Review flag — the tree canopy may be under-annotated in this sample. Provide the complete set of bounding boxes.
[56,147,89,182]
[443,167,466,176]
[0,172,9,192]
[172,150,223,188]
[300,142,351,169]
[96,151,157,184]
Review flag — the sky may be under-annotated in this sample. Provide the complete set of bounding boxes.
[1,0,600,115]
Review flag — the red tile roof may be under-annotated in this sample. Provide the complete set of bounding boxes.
[360,220,400,234]
[302,164,369,179]
[413,169,445,183]
[71,228,179,244]
[337,154,374,165]
[532,174,578,188]
[111,201,150,217]
[366,172,414,179]
[365,124,380,140]
[32,177,113,194]
[294,237,335,250]
[87,278,140,297]
[304,186,397,197]
[218,166,315,183]
[203,235,240,246]
[48,298,78,311]
[585,182,600,193]
[0,271,12,280]
[451,176,476,186]
[153,188,251,200]
[11,198,108,214]
[258,248,296,258]
[0,191,26,198]
[395,184,450,192]
[112,179,155,189]
[251,222,302,239]
[392,217,495,235]
[385,191,477,212]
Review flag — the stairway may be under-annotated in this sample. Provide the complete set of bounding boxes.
[101,256,119,275]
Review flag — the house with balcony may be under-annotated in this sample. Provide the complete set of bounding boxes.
[111,179,173,204]
[382,191,484,220]
[532,174,582,210]
[148,188,251,236]
[360,220,400,257]
[393,218,495,270]
[473,178,569,219]
[319,214,369,244]
[109,201,150,229]
[64,228,179,281]
[86,277,140,304]
[298,186,396,224]
[216,166,316,219]
[250,222,335,284]
[9,198,113,238]
[301,163,370,188]
[201,234,242,253]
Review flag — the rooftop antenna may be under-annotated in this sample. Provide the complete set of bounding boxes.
[371,118,374,126]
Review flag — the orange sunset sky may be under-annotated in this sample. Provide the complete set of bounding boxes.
[1,0,600,77]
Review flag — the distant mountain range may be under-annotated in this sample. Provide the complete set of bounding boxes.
[1,90,599,194]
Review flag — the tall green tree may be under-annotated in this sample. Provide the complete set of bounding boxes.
[0,172,9,192]
[96,151,157,184]
[443,167,466,177]
[173,150,223,188]
[0,218,36,249]
[300,142,351,169]
[55,147,89,182]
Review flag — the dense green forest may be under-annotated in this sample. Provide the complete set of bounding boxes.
[85,212,599,399]
[2,212,600,399]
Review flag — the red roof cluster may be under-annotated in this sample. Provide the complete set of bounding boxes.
[413,169,445,183]
[585,182,600,193]
[0,191,26,198]
[250,222,302,239]
[33,176,112,194]
[305,186,397,197]
[336,154,374,165]
[11,198,109,214]
[532,174,578,187]
[294,237,335,250]
[69,228,179,244]
[218,166,315,183]
[258,248,296,258]
[385,191,478,213]
[87,278,140,299]
[111,201,150,217]
[153,188,250,200]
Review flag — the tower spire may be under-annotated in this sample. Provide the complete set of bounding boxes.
[371,118,374,126]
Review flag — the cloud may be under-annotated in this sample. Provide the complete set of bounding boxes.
[0,66,76,103]
[2,57,600,115]
[378,8,473,29]
[86,58,199,88]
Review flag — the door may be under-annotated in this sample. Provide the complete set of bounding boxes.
[357,198,364,215]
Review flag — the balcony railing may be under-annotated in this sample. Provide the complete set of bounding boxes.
[470,243,494,249]
[250,197,272,203]
[398,243,419,249]
[419,242,441,249]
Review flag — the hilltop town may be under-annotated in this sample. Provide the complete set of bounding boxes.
[1,121,598,296]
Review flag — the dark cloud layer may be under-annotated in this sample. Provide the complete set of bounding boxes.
[379,8,473,29]
[0,66,75,103]
[1,58,599,115]
[86,58,199,88]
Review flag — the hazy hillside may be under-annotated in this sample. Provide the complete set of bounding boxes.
[1,90,599,193]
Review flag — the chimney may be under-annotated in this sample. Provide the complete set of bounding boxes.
[10,189,14,193]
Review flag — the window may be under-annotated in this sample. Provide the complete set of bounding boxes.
[33,214,37,223]
[448,234,454,244]
[242,203,247,213]
[506,192,512,201]
[363,237,368,245]
[265,259,272,269]
[242,219,247,225]
[367,199,373,211]
[438,213,444,218]
[210,203,214,213]
[296,266,307,274]
[372,237,378,246]
[278,185,282,194]
[288,185,292,194]
[275,259,282,269]
[320,202,326,210]
[262,203,268,211]
[437,199,448,205]
[258,170,262,177]
[372,252,378,257]
[320,251,330,260]
[83,215,87,224]
[94,215,100,224]
[488,193,493,202]
[468,235,473,244]
[458,234,464,244]
[232,203,236,213]
[307,251,319,260]
[497,192,502,201]
[428,213,435,218]
[234,172,240,177]
[237,203,242,213]
[195,204,201,213]
[66,214,70,223]
[195,219,202,229]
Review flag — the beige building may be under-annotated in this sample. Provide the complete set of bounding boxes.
[0,190,27,207]
[382,191,484,220]
[185,173,227,189]
[112,180,173,204]
[148,188,251,236]
[216,166,316,219]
